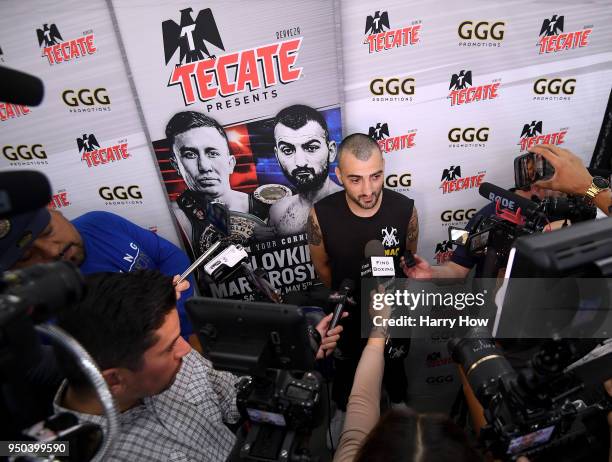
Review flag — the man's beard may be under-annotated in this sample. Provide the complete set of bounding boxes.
[288,165,328,194]
[347,188,382,210]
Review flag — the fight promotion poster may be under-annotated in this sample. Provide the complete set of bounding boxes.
[0,0,181,246]
[112,0,343,299]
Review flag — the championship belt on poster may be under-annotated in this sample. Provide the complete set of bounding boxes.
[253,184,292,206]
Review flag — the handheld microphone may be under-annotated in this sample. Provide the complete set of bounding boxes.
[0,171,52,217]
[203,244,249,282]
[361,240,397,290]
[206,200,230,236]
[329,278,355,330]
[478,182,538,215]
[362,240,411,360]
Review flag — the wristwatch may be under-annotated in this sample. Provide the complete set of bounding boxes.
[584,176,610,203]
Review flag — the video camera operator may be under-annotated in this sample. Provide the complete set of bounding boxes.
[403,145,600,282]
[402,183,549,282]
[47,268,344,461]
[51,269,238,461]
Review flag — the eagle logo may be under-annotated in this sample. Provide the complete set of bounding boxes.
[441,166,461,182]
[368,122,389,141]
[36,24,63,47]
[449,70,472,91]
[540,15,564,37]
[162,8,225,65]
[77,134,100,153]
[520,121,543,138]
[365,11,390,35]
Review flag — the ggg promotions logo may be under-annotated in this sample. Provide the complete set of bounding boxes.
[518,121,567,152]
[368,122,416,153]
[62,88,111,113]
[434,240,454,264]
[0,103,30,122]
[76,133,130,168]
[440,165,486,195]
[98,185,143,206]
[458,20,505,47]
[538,15,592,54]
[448,127,489,148]
[162,8,302,109]
[533,78,575,102]
[1,144,48,167]
[385,172,412,192]
[448,70,500,106]
[36,24,96,65]
[364,10,421,53]
[426,375,454,385]
[440,208,476,227]
[49,190,71,210]
[370,77,415,102]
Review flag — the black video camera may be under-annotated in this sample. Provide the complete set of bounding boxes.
[449,334,612,461]
[235,369,322,429]
[0,262,84,379]
[448,184,597,277]
[186,297,324,462]
[448,208,547,278]
[539,195,597,223]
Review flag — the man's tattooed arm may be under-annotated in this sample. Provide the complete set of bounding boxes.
[307,210,322,246]
[307,208,332,288]
[406,206,419,253]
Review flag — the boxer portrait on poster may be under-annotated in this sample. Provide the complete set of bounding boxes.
[165,105,341,262]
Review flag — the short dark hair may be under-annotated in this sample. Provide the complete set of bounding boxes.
[165,111,229,153]
[56,270,176,388]
[356,408,483,462]
[337,133,381,165]
[273,104,329,140]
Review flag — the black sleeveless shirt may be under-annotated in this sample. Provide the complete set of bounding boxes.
[315,189,414,300]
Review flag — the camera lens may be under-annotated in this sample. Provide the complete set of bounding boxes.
[3,262,84,322]
[448,333,516,406]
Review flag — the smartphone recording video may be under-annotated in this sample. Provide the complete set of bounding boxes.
[514,152,555,189]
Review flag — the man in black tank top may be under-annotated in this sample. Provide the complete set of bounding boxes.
[308,134,419,442]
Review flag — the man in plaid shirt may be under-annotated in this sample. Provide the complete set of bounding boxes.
[52,270,240,461]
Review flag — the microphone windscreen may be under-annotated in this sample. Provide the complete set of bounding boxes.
[364,239,385,258]
[0,170,52,217]
[478,182,538,214]
[0,66,44,107]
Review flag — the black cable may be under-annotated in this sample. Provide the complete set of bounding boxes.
[317,348,335,455]
[326,377,335,454]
